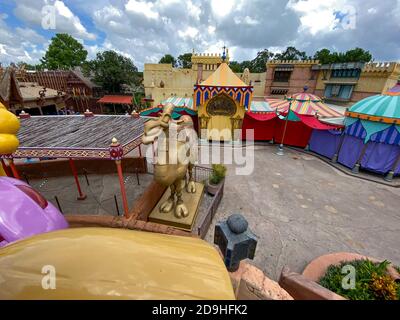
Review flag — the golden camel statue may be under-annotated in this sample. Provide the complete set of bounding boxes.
[142,103,197,218]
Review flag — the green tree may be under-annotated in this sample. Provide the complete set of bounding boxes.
[40,33,88,70]
[159,54,177,66]
[250,49,274,72]
[274,46,308,61]
[229,61,243,73]
[314,47,372,64]
[343,48,372,63]
[177,53,192,68]
[86,50,138,93]
[313,49,336,64]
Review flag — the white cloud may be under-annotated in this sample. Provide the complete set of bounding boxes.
[178,27,199,39]
[125,0,160,19]
[287,0,347,35]
[187,0,201,20]
[211,0,236,17]
[13,0,96,40]
[234,16,259,25]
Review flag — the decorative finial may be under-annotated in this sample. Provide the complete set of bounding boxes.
[222,45,227,62]
[111,137,118,144]
[84,109,94,117]
[303,85,309,92]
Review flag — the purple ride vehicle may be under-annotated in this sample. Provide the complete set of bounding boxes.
[0,177,68,247]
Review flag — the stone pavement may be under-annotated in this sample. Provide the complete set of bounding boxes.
[203,144,400,280]
[29,173,153,216]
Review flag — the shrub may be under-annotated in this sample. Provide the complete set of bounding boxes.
[318,259,400,300]
[209,164,227,185]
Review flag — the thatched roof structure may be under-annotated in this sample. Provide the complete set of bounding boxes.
[13,115,144,159]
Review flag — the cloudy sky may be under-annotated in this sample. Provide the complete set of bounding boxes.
[0,0,399,70]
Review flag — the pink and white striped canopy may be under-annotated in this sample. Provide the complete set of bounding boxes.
[266,93,342,118]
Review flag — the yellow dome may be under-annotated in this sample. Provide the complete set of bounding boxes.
[0,134,19,155]
[0,103,20,134]
[0,102,20,159]
[0,228,235,300]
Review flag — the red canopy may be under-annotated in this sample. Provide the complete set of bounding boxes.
[97,95,133,105]
[242,111,343,145]
[246,112,277,121]
[295,113,343,130]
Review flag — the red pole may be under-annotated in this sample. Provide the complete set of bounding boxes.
[116,160,129,217]
[9,159,21,179]
[69,158,86,200]
[1,159,12,177]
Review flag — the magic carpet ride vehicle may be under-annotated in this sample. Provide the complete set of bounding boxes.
[0,227,235,299]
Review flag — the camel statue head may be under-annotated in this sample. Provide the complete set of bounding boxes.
[142,103,174,145]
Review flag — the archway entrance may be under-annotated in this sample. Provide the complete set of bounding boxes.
[203,93,237,141]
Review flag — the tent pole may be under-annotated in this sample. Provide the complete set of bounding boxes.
[277,99,292,156]
[384,152,400,182]
[69,158,86,200]
[352,142,369,174]
[332,130,346,163]
[9,159,21,179]
[138,143,142,157]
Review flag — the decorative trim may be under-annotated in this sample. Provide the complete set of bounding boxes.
[345,111,399,124]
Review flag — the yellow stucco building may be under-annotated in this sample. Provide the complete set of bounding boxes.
[143,50,265,108]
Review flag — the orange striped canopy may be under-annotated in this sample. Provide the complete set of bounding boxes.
[266,93,342,118]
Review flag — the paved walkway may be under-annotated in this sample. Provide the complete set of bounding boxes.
[204,145,400,280]
[29,173,153,216]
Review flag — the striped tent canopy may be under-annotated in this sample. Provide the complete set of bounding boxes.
[247,100,273,113]
[344,119,400,145]
[345,91,400,124]
[160,96,194,109]
[385,81,400,96]
[139,96,196,119]
[266,93,343,118]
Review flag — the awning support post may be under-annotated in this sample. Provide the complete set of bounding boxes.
[69,158,87,200]
[9,158,21,179]
[110,138,129,218]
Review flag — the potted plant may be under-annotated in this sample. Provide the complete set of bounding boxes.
[206,164,227,196]
[301,252,400,300]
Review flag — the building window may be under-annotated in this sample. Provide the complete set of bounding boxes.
[324,84,354,100]
[273,71,291,82]
[331,69,360,78]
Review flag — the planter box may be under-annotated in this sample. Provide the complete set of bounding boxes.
[206,179,224,196]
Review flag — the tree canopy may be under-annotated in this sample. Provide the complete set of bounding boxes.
[177,53,192,69]
[159,54,177,66]
[274,46,308,61]
[250,49,275,72]
[313,47,373,64]
[40,33,88,70]
[84,50,139,93]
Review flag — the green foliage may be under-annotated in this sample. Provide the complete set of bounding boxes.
[177,53,192,69]
[209,164,227,185]
[274,46,308,61]
[159,54,177,67]
[229,61,243,73]
[318,259,399,300]
[16,61,38,70]
[250,49,274,72]
[41,33,87,70]
[85,50,138,93]
[314,47,372,64]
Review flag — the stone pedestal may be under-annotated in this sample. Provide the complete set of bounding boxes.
[148,182,204,231]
